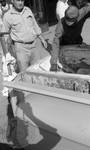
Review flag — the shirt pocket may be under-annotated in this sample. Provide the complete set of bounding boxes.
[26,15,34,27]
[12,20,22,31]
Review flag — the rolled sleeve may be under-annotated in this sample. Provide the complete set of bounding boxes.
[33,17,41,35]
[30,10,41,35]
[3,14,11,33]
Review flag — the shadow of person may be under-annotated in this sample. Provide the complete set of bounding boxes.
[7,90,61,149]
[6,92,29,148]
[26,129,61,150]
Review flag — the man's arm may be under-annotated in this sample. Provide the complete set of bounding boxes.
[78,3,90,21]
[29,8,41,35]
[3,13,12,53]
[29,8,47,48]
[2,14,15,67]
[0,19,9,56]
[50,20,63,66]
[0,36,8,56]
[3,13,11,33]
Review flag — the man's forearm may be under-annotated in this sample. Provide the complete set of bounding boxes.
[51,37,60,64]
[78,3,90,21]
[51,20,63,64]
[1,36,8,56]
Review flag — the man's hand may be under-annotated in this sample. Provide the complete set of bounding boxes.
[50,64,58,72]
[41,38,47,48]
[39,35,47,48]
[6,52,16,65]
[6,52,12,64]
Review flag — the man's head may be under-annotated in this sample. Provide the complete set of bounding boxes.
[1,0,6,7]
[12,0,25,12]
[65,6,79,26]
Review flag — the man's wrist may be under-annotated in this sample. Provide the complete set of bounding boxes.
[38,34,44,41]
[38,34,42,38]
[50,64,58,71]
[50,56,57,65]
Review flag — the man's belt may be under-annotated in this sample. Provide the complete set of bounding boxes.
[0,32,9,37]
[15,41,34,44]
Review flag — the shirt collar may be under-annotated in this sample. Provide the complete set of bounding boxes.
[65,0,68,3]
[63,0,68,3]
[10,6,27,15]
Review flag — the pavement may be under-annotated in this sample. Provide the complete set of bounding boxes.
[0,25,90,150]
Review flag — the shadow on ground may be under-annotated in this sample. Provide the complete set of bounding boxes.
[0,129,61,150]
[1,90,61,150]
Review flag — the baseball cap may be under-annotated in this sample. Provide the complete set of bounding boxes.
[65,6,79,22]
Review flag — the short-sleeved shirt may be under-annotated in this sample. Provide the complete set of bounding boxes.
[3,6,41,43]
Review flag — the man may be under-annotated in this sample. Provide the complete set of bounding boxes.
[50,4,90,72]
[56,0,69,20]
[2,0,48,148]
[3,0,48,72]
